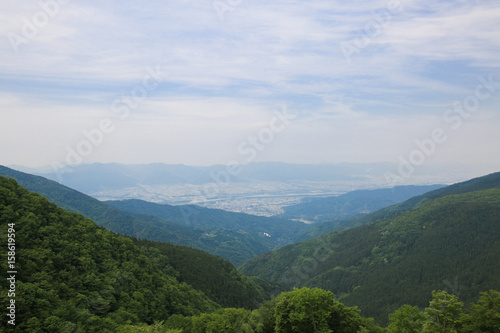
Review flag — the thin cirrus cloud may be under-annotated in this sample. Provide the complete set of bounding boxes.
[0,0,499,169]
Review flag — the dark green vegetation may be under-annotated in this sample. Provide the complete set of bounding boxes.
[298,172,500,242]
[107,199,306,249]
[386,290,500,333]
[276,184,443,223]
[0,176,271,332]
[131,239,278,309]
[0,166,449,266]
[0,166,303,265]
[117,288,500,332]
[1,171,499,332]
[5,165,437,266]
[159,287,384,333]
[239,172,500,324]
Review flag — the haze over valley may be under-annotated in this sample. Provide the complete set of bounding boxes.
[1,0,500,331]
[10,162,491,217]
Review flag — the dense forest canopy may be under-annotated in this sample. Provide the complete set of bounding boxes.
[0,176,265,331]
[239,174,500,323]
[1,172,499,332]
[0,165,294,265]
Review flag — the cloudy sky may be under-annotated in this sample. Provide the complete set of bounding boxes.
[1,0,499,171]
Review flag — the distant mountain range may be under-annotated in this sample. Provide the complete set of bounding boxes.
[0,165,297,265]
[239,171,500,323]
[0,175,277,331]
[9,161,466,194]
[2,163,499,328]
[0,165,449,265]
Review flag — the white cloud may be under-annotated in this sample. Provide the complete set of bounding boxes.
[0,0,499,168]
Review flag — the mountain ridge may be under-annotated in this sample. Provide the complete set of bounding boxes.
[106,198,307,244]
[0,176,219,331]
[238,171,500,323]
[276,184,444,223]
[0,165,278,265]
[10,161,406,194]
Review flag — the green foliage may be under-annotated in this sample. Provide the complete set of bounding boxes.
[239,175,500,323]
[116,321,182,332]
[0,177,219,332]
[108,199,307,247]
[385,289,500,333]
[0,165,276,265]
[133,239,280,309]
[462,290,500,332]
[280,184,442,225]
[2,167,500,331]
[208,289,498,333]
[274,288,335,332]
[422,291,464,332]
[164,308,253,333]
[314,171,500,240]
[387,304,425,333]
[162,287,382,332]
[273,287,369,333]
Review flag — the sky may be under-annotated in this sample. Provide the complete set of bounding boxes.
[1,0,500,172]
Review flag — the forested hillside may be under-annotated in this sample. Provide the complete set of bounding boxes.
[107,199,306,245]
[2,174,499,332]
[131,239,279,309]
[0,176,273,331]
[0,166,283,265]
[276,184,443,223]
[123,288,500,332]
[239,172,500,323]
[297,172,500,242]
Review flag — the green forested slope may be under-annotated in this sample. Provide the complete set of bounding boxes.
[0,176,217,332]
[132,239,279,309]
[359,171,500,225]
[2,174,498,331]
[0,176,275,332]
[120,287,500,332]
[277,184,443,223]
[296,172,500,242]
[0,166,273,265]
[239,174,500,323]
[107,199,306,247]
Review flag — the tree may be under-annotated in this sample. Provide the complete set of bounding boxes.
[274,288,334,332]
[273,287,368,333]
[387,304,425,333]
[463,290,500,332]
[423,290,463,332]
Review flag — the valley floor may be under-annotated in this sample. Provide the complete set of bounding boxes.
[90,178,442,216]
